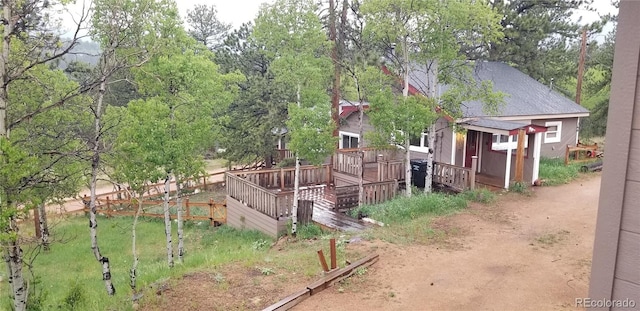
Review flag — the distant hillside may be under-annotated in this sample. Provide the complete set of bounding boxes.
[58,40,100,69]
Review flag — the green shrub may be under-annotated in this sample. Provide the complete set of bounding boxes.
[460,188,496,204]
[61,282,86,311]
[510,181,529,194]
[539,157,581,186]
[296,224,324,239]
[350,192,468,224]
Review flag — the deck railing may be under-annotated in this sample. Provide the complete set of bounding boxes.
[433,161,475,192]
[226,173,282,218]
[230,165,331,190]
[377,160,405,181]
[276,149,295,162]
[333,152,362,176]
[334,180,400,211]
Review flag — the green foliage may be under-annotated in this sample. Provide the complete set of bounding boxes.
[510,181,530,195]
[538,157,582,186]
[296,224,324,240]
[254,0,336,165]
[186,4,231,50]
[61,282,87,311]
[350,192,468,225]
[460,188,496,204]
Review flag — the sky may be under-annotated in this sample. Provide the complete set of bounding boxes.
[62,0,618,38]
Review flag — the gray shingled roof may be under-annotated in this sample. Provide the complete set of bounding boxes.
[408,61,590,118]
[464,119,529,132]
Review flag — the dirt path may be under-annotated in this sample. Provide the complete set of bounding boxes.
[296,174,600,311]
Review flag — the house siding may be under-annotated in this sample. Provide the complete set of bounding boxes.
[226,196,288,238]
[531,117,579,158]
[340,113,374,147]
[478,132,534,185]
[589,1,640,308]
[407,118,453,163]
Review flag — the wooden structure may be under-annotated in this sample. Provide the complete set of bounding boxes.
[263,253,379,311]
[225,165,369,237]
[85,196,226,225]
[565,142,600,165]
[433,159,476,192]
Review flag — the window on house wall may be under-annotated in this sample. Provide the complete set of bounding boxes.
[409,131,429,148]
[491,134,528,152]
[339,132,359,149]
[544,121,562,143]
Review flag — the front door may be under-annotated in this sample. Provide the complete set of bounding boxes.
[465,130,478,168]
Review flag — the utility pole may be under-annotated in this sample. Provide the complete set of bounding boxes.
[576,27,587,105]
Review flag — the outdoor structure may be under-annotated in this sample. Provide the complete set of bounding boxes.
[340,61,590,189]
[589,1,640,308]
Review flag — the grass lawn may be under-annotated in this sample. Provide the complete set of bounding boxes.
[538,157,599,186]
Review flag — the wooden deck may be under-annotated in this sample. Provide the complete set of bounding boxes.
[298,186,369,232]
[475,173,504,190]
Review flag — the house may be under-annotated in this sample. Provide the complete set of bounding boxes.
[339,61,590,189]
[589,1,640,307]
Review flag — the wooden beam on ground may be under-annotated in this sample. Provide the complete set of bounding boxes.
[514,128,526,183]
[262,253,379,311]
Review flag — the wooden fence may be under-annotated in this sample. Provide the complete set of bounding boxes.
[83,196,226,225]
[336,147,402,163]
[433,162,473,192]
[276,149,295,162]
[334,180,400,211]
[377,160,405,182]
[333,152,362,176]
[230,165,331,190]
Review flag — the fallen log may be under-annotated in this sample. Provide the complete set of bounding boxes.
[262,253,379,311]
[580,160,604,172]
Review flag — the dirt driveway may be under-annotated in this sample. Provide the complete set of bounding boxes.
[296,174,600,311]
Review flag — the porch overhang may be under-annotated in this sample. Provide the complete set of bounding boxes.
[460,119,548,136]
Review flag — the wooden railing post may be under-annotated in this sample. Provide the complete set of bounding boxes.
[106,196,111,218]
[471,156,478,190]
[280,168,285,191]
[209,198,214,226]
[185,198,191,219]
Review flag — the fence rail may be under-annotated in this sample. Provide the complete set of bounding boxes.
[230,165,330,190]
[84,196,226,224]
[333,152,362,176]
[433,162,473,192]
[377,160,405,182]
[334,180,400,211]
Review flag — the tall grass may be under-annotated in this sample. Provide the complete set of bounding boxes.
[539,157,584,185]
[350,192,468,225]
[1,217,273,311]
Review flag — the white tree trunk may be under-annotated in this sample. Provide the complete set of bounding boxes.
[292,156,300,235]
[38,203,50,251]
[89,76,116,296]
[130,193,143,290]
[5,218,27,311]
[163,175,174,268]
[404,138,412,197]
[176,179,184,263]
[358,101,365,206]
[424,60,438,194]
[424,125,436,193]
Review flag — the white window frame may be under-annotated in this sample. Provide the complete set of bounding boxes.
[339,131,359,149]
[491,134,528,151]
[544,121,562,144]
[409,130,430,153]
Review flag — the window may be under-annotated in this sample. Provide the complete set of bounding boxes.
[544,121,562,143]
[410,131,429,148]
[339,131,359,149]
[491,134,528,152]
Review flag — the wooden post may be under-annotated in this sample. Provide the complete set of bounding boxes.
[185,198,190,219]
[330,238,337,270]
[34,207,41,238]
[565,145,570,165]
[471,156,478,190]
[280,168,285,191]
[209,198,214,225]
[106,196,111,217]
[317,250,329,272]
[203,174,207,191]
[515,129,526,183]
